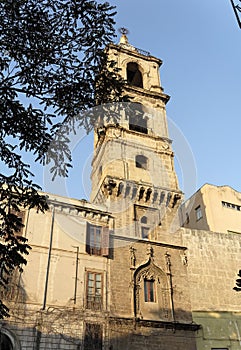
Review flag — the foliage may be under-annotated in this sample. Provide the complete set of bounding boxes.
[0,0,124,318]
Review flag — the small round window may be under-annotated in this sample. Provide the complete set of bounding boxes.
[140,216,147,224]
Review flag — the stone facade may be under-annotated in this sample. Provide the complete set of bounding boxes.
[182,228,241,349]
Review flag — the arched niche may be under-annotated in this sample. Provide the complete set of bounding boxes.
[134,257,172,321]
[127,62,143,88]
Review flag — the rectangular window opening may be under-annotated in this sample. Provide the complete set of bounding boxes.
[129,123,148,134]
[195,205,202,221]
[86,224,109,257]
[141,227,149,239]
[144,279,155,302]
[84,323,102,350]
[86,272,102,310]
[222,201,241,211]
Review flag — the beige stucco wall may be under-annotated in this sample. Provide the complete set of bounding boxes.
[19,194,111,309]
[181,184,241,234]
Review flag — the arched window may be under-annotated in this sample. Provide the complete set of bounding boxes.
[129,103,148,134]
[135,155,148,170]
[127,62,143,88]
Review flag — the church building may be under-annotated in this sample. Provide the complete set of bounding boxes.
[2,33,241,350]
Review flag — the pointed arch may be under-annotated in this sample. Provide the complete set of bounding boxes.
[133,256,171,321]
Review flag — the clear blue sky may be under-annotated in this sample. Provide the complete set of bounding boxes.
[42,1,241,201]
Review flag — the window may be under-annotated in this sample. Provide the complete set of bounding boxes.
[84,323,102,350]
[144,279,155,302]
[140,216,147,224]
[195,205,202,220]
[129,103,148,134]
[141,227,149,239]
[135,155,148,169]
[140,216,149,238]
[222,201,240,211]
[86,224,109,256]
[127,62,143,88]
[129,115,148,134]
[86,272,102,310]
[87,225,101,255]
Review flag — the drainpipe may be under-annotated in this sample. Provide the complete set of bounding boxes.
[165,252,175,322]
[42,206,55,310]
[72,246,79,304]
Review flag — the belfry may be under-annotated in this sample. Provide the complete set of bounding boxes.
[91,32,182,238]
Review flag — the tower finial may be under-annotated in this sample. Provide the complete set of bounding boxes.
[118,27,130,45]
[119,27,129,35]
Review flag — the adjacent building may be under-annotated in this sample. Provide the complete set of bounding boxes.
[180,184,241,350]
[180,183,241,234]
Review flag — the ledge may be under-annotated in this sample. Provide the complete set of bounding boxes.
[109,316,200,331]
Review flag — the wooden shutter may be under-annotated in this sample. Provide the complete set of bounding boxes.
[101,227,109,257]
[86,223,91,254]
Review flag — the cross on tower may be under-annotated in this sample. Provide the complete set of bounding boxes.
[118,27,130,35]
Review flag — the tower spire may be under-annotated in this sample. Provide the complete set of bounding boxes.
[118,27,132,46]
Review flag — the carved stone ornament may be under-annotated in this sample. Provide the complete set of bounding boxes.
[129,246,136,269]
[182,253,188,266]
[133,255,171,319]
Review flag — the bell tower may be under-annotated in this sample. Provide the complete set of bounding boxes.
[91,32,182,238]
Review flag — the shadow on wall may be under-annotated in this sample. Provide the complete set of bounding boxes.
[0,269,28,316]
[0,307,200,350]
[180,191,210,232]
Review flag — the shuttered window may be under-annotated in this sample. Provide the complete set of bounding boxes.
[86,272,102,310]
[86,224,109,257]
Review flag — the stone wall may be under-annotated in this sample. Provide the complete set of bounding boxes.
[182,228,241,349]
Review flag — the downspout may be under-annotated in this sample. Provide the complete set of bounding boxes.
[165,252,175,322]
[72,246,79,304]
[42,206,55,310]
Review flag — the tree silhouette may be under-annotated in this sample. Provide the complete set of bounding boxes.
[0,0,124,318]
